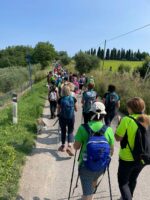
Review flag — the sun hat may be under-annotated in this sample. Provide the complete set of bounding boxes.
[90,102,106,115]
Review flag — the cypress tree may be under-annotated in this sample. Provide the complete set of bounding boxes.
[97,47,101,58]
[117,50,121,60]
[105,49,110,60]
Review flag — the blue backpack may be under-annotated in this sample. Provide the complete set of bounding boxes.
[83,90,97,113]
[60,96,74,119]
[82,124,111,171]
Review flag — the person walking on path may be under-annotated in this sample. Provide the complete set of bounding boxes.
[115,97,150,200]
[82,82,98,124]
[48,84,58,119]
[74,102,114,200]
[103,84,120,126]
[57,85,78,155]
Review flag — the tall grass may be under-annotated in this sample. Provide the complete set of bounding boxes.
[0,80,47,199]
[90,70,150,114]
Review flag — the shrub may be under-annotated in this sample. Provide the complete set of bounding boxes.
[134,56,150,78]
[34,70,47,83]
[118,64,131,74]
[74,51,100,74]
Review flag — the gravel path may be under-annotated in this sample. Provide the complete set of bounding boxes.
[17,97,150,200]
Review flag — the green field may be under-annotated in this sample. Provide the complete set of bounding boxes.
[103,60,143,71]
[66,59,143,73]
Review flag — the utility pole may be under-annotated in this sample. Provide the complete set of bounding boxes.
[102,40,107,71]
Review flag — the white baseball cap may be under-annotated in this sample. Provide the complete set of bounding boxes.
[90,102,106,115]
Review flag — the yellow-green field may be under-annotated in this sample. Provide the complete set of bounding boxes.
[103,60,143,71]
[65,60,143,72]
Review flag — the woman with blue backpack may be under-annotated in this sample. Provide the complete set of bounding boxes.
[74,102,114,200]
[57,85,78,155]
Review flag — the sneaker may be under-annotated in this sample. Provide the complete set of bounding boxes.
[66,146,74,156]
[58,145,66,152]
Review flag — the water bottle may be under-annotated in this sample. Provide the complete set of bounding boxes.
[83,152,87,161]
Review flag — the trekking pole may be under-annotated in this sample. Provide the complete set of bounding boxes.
[53,118,59,126]
[71,115,84,196]
[72,174,79,196]
[68,150,77,200]
[107,167,113,200]
[93,172,105,194]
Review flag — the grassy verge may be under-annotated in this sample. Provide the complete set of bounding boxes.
[0,80,47,199]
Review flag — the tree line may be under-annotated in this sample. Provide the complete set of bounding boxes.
[85,47,149,61]
[0,42,70,69]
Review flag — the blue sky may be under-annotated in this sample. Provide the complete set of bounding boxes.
[0,0,150,56]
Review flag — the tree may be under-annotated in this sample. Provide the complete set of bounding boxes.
[136,49,142,61]
[56,51,71,65]
[32,42,56,69]
[110,48,117,60]
[121,49,126,60]
[116,50,121,60]
[97,47,101,58]
[100,49,104,59]
[105,49,110,60]
[74,51,100,74]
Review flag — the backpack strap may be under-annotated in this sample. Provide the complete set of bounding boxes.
[82,123,108,137]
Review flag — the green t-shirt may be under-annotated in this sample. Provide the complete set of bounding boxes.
[75,121,114,164]
[116,114,139,161]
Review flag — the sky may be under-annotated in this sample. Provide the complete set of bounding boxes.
[0,0,150,56]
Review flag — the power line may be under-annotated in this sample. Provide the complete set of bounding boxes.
[107,23,150,42]
[98,23,150,47]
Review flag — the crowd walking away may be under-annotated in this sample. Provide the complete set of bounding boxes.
[46,63,150,200]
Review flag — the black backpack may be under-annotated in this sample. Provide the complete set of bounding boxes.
[105,92,119,113]
[121,116,150,165]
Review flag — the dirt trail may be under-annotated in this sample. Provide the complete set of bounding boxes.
[17,97,150,200]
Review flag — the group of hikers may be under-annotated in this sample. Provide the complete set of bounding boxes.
[46,64,150,200]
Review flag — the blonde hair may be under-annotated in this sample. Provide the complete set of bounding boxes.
[127,97,145,114]
[67,82,75,92]
[61,85,71,97]
[137,114,150,128]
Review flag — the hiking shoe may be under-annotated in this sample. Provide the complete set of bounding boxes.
[66,146,74,156]
[58,145,66,152]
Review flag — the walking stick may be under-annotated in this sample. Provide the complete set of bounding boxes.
[53,118,59,126]
[107,167,113,200]
[68,150,77,200]
[72,174,79,196]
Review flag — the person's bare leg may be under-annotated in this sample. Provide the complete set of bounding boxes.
[82,195,93,200]
[92,180,98,192]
